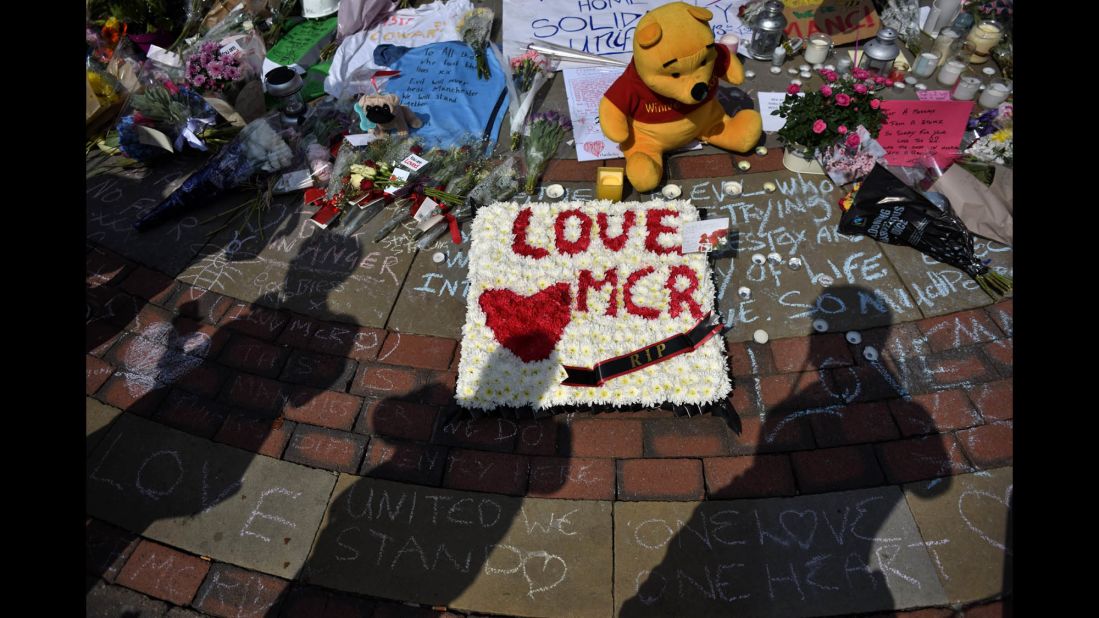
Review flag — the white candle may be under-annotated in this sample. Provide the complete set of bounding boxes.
[804,33,832,64]
[912,51,941,77]
[952,76,981,100]
[936,59,966,86]
[719,34,740,56]
[978,80,1012,107]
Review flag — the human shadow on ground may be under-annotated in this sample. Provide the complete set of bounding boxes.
[278,349,573,616]
[86,230,365,599]
[619,284,955,617]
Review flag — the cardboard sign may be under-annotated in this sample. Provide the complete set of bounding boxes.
[876,100,974,168]
[783,0,881,45]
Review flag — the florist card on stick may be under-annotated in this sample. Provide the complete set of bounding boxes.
[876,100,974,168]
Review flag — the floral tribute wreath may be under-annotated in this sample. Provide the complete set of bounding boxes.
[457,199,732,412]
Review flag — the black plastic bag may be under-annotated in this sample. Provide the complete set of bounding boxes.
[839,164,1012,296]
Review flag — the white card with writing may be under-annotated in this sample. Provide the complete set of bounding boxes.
[147,45,182,68]
[413,197,441,224]
[273,169,314,194]
[401,154,429,171]
[345,132,379,146]
[682,218,730,254]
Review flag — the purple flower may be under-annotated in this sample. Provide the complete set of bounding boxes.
[835,93,851,107]
[192,74,206,87]
[207,61,225,79]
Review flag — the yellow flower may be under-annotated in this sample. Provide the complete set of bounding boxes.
[990,128,1012,143]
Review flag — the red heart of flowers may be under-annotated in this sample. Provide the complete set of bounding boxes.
[479,283,572,363]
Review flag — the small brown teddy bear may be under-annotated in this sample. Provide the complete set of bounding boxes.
[355,93,423,138]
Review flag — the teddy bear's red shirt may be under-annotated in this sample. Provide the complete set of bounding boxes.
[603,44,731,124]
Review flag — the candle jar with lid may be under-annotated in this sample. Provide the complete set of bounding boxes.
[965,20,1004,64]
[858,27,900,75]
[951,75,981,100]
[747,1,787,61]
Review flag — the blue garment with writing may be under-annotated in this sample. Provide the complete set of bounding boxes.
[373,41,509,149]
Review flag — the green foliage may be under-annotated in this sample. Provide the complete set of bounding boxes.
[772,72,890,153]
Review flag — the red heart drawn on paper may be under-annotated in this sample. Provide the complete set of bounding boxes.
[583,141,605,157]
[480,283,572,363]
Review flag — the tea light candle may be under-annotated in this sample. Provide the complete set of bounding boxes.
[744,69,756,79]
[737,160,752,171]
[799,70,812,79]
[952,75,981,100]
[936,58,966,86]
[836,56,853,74]
[770,66,782,74]
[978,79,1012,107]
[661,184,681,199]
[595,167,624,201]
[912,51,941,77]
[966,20,1004,64]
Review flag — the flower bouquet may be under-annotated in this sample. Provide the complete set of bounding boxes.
[415,153,523,249]
[458,7,495,80]
[839,163,1012,296]
[504,50,556,150]
[952,102,1012,185]
[523,110,572,194]
[134,111,297,231]
[772,68,891,183]
[115,80,239,162]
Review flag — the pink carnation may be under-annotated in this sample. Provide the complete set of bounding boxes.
[874,76,886,85]
[870,98,881,109]
[835,93,851,107]
[852,68,870,80]
[822,70,838,82]
[787,83,801,95]
[846,133,861,148]
[820,85,833,97]
[812,119,827,134]
[885,79,894,87]
[854,83,868,94]
[837,125,848,134]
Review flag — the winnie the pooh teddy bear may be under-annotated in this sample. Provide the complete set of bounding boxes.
[599,2,763,193]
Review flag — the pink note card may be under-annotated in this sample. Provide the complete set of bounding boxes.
[917,89,953,101]
[877,100,974,168]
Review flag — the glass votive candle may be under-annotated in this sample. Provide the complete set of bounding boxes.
[937,58,967,86]
[965,20,1004,64]
[978,78,1012,108]
[912,51,942,77]
[932,28,962,66]
[952,75,981,100]
[836,55,853,74]
[804,32,832,64]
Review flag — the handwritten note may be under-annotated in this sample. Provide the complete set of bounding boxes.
[503,0,755,71]
[876,100,974,168]
[783,0,880,44]
[758,91,802,133]
[563,67,625,161]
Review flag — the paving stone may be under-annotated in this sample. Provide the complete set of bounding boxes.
[365,400,441,442]
[302,475,613,618]
[889,390,982,437]
[527,456,616,500]
[86,413,336,578]
[643,417,731,457]
[385,230,471,339]
[377,332,457,370]
[614,486,948,616]
[283,386,363,432]
[86,577,170,618]
[966,380,1012,422]
[917,310,1004,353]
[879,244,1006,319]
[121,266,178,304]
[218,302,292,341]
[985,299,1012,337]
[444,449,529,496]
[284,424,368,474]
[88,354,115,395]
[280,349,358,390]
[770,334,854,373]
[567,418,643,458]
[703,455,797,499]
[214,414,296,459]
[218,334,291,378]
[87,397,122,456]
[193,563,290,618]
[277,315,386,362]
[116,539,211,605]
[808,400,900,448]
[154,390,231,439]
[86,518,139,582]
[617,459,704,501]
[177,211,415,328]
[87,157,215,274]
[360,437,448,486]
[956,422,1013,469]
[790,444,885,493]
[903,467,1013,604]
